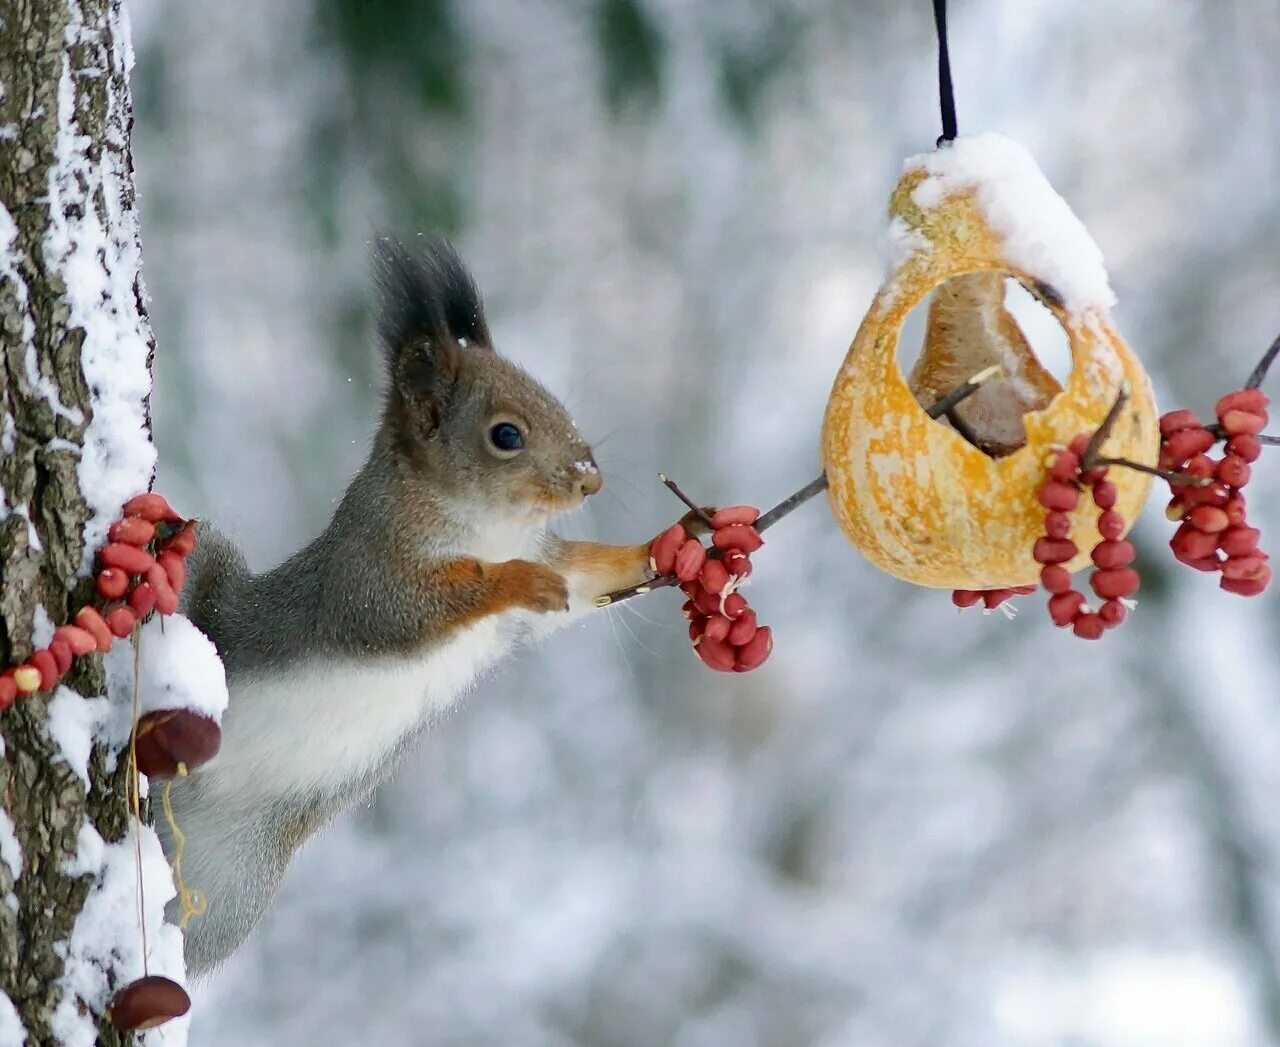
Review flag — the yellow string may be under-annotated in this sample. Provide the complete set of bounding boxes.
[161,772,206,929]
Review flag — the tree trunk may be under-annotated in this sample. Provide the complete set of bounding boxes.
[1,0,156,1043]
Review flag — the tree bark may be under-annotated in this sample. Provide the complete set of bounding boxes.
[1,0,153,1043]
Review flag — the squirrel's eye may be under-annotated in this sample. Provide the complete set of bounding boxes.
[488,422,525,454]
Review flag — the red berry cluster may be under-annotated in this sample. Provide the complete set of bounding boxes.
[1161,388,1270,596]
[1032,434,1138,639]
[0,493,196,713]
[952,433,1138,639]
[951,585,1035,613]
[650,505,773,673]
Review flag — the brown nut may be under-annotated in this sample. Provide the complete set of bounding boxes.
[134,709,222,779]
[109,975,191,1031]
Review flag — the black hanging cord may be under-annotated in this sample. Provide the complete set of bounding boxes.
[932,0,958,144]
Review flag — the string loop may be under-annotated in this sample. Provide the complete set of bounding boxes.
[932,0,957,144]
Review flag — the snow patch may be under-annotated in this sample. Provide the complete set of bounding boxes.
[43,687,113,786]
[902,133,1115,314]
[0,810,21,881]
[0,990,24,1047]
[42,3,157,578]
[51,826,186,1047]
[105,614,230,723]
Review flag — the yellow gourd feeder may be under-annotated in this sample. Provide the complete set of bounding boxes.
[821,134,1159,590]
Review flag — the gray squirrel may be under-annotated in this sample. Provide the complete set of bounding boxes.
[165,239,692,974]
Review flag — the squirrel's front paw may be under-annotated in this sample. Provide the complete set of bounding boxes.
[503,560,571,614]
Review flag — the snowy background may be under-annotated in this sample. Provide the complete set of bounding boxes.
[124,1,1280,1044]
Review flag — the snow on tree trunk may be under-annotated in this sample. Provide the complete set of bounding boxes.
[0,1,183,1044]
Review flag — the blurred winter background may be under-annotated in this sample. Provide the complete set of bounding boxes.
[123,0,1280,1044]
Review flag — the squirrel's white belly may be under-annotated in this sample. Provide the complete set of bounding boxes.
[204,617,513,801]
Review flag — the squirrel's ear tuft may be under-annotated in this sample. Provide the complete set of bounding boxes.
[372,236,493,360]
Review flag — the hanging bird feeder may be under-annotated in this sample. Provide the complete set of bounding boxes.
[821,133,1159,590]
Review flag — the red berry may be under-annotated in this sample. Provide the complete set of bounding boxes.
[1073,613,1105,640]
[693,586,721,617]
[1091,480,1118,509]
[1216,455,1251,488]
[721,593,748,621]
[1044,512,1072,539]
[711,525,764,554]
[0,675,16,712]
[1092,540,1135,569]
[1040,565,1072,594]
[1221,554,1271,582]
[75,607,114,652]
[1220,409,1267,436]
[1068,434,1092,456]
[1189,505,1230,534]
[49,639,73,676]
[982,589,1012,610]
[1098,510,1126,541]
[31,649,60,691]
[695,635,736,673]
[122,493,183,523]
[1091,567,1141,600]
[96,568,129,600]
[1033,537,1078,565]
[1227,434,1263,464]
[699,559,729,597]
[128,583,157,619]
[1048,591,1086,627]
[1037,481,1081,512]
[674,538,707,583]
[1186,454,1215,478]
[1159,409,1201,436]
[952,590,981,608]
[704,615,732,643]
[688,617,706,643]
[53,625,97,657]
[1221,566,1272,596]
[1160,427,1216,467]
[1220,526,1261,557]
[105,606,137,639]
[1225,495,1248,526]
[650,523,686,576]
[734,626,773,672]
[727,610,758,647]
[1216,389,1270,417]
[1049,451,1081,482]
[709,505,760,529]
[1171,523,1219,562]
[1098,599,1127,627]
[99,542,156,576]
[723,550,752,578]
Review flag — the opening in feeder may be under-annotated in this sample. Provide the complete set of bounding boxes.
[897,271,1073,459]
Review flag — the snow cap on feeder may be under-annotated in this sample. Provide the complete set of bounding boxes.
[822,133,1159,590]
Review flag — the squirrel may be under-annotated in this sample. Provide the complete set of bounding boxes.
[163,238,687,975]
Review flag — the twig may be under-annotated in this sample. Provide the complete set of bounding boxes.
[1081,380,1131,469]
[944,407,984,450]
[754,474,830,533]
[658,474,714,529]
[1246,331,1280,390]
[1093,456,1211,486]
[925,364,1001,419]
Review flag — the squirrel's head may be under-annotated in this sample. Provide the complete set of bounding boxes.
[373,237,602,521]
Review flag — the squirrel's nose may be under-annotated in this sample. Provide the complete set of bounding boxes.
[577,458,603,498]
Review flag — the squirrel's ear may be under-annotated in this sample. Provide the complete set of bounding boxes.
[373,236,493,430]
[372,236,493,358]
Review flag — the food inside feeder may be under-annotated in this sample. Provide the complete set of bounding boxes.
[908,270,1062,458]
